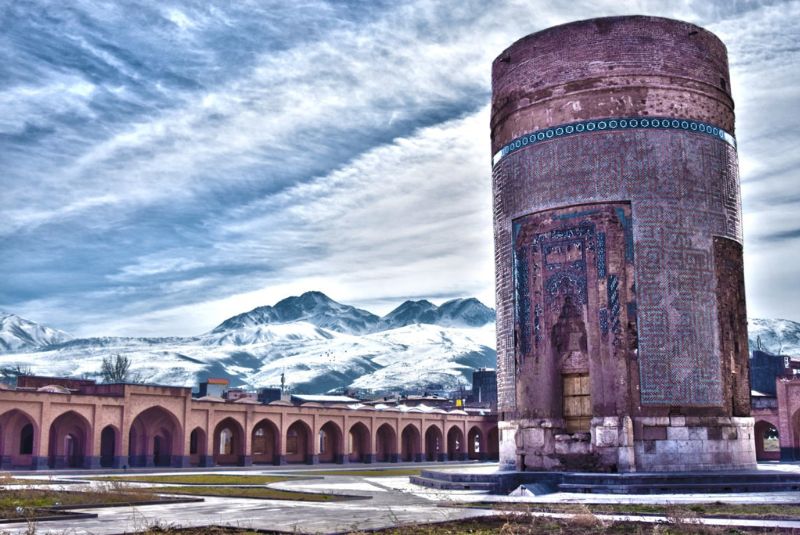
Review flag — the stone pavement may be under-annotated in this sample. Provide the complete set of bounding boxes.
[0,495,495,534]
[0,463,494,534]
[4,462,800,533]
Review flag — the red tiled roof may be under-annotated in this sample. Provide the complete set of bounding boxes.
[205,378,229,385]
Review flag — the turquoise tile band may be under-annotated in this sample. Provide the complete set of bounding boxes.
[492,117,736,166]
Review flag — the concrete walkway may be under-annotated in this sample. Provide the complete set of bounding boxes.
[4,462,800,533]
[0,495,496,534]
[0,462,493,534]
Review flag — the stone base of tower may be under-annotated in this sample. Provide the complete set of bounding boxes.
[502,416,756,473]
[632,416,756,472]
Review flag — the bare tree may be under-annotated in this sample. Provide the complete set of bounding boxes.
[100,353,133,383]
[0,363,32,381]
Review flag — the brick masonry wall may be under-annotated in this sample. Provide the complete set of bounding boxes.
[491,16,734,153]
[491,17,746,414]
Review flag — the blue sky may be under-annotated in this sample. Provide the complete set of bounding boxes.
[1,1,799,337]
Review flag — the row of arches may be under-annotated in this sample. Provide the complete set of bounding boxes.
[0,407,498,469]
[191,418,498,466]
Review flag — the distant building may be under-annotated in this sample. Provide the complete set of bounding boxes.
[363,394,452,409]
[468,368,497,409]
[198,378,228,398]
[290,394,360,405]
[17,376,96,391]
[750,350,800,462]
[751,350,792,396]
[257,387,284,404]
[224,388,257,402]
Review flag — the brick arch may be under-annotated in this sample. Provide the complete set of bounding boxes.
[467,425,484,460]
[347,421,371,463]
[446,424,465,461]
[400,423,421,462]
[100,424,120,468]
[375,423,397,462]
[128,406,183,468]
[286,419,313,464]
[318,420,344,464]
[424,424,444,461]
[213,417,246,466]
[755,419,780,461]
[252,417,280,465]
[48,410,92,469]
[188,427,208,466]
[0,409,38,470]
[487,426,499,459]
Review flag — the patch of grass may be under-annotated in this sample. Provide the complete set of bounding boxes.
[91,474,292,485]
[358,514,762,534]
[0,487,163,520]
[138,527,262,535]
[289,468,422,477]
[145,485,347,502]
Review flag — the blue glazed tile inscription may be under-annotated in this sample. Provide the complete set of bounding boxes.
[492,116,736,166]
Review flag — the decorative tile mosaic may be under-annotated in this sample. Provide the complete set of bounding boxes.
[607,274,621,337]
[599,308,609,336]
[512,204,634,371]
[615,208,635,262]
[513,225,532,357]
[493,116,736,166]
[596,232,607,279]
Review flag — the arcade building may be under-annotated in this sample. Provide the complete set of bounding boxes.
[0,375,497,470]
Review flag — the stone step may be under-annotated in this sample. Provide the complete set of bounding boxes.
[559,472,800,486]
[557,480,800,494]
[411,469,800,495]
[419,469,502,483]
[409,475,497,491]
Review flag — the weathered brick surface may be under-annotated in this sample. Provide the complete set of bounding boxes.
[491,17,753,472]
[491,16,734,155]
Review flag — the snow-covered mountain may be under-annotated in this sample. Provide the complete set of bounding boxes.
[214,291,380,335]
[0,313,72,353]
[380,298,495,329]
[0,292,496,394]
[748,318,800,357]
[380,300,439,329]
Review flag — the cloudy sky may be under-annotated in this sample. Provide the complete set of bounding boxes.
[1,1,798,337]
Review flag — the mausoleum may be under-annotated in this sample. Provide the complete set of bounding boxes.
[491,16,754,472]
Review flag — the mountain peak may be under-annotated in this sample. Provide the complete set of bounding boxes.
[212,292,496,336]
[381,297,495,329]
[381,300,439,329]
[277,290,333,305]
[212,291,380,335]
[0,313,72,354]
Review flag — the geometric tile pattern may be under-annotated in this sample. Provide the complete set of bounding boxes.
[494,129,741,408]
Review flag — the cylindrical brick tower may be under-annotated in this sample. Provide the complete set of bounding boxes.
[491,16,755,472]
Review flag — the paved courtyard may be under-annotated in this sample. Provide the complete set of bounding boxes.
[4,462,800,533]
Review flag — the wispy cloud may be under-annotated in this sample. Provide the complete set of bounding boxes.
[2,0,799,335]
